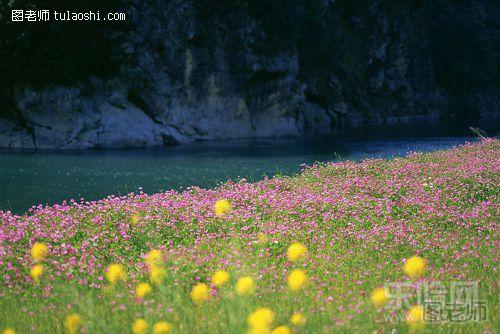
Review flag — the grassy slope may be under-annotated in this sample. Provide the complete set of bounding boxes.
[0,139,499,333]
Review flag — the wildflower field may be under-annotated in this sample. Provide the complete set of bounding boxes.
[1,139,499,333]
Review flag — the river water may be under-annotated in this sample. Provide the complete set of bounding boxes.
[0,119,498,214]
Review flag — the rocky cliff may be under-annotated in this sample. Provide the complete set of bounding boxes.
[0,0,498,149]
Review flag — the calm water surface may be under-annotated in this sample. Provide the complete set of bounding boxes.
[1,119,498,214]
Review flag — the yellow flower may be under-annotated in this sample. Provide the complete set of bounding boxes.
[150,267,167,285]
[247,307,275,332]
[211,270,230,287]
[290,312,306,326]
[136,282,153,298]
[30,264,44,282]
[406,305,425,330]
[248,328,270,334]
[286,242,307,262]
[257,233,268,244]
[271,326,291,334]
[236,276,255,295]
[131,213,140,224]
[64,313,82,334]
[132,319,148,334]
[105,264,127,284]
[214,199,231,217]
[288,269,307,291]
[190,283,210,304]
[31,242,49,261]
[146,249,163,268]
[153,321,172,334]
[403,256,426,278]
[3,328,15,334]
[370,287,390,307]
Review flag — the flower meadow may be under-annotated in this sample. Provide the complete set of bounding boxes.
[0,139,499,333]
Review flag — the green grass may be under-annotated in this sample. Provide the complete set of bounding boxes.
[0,140,499,333]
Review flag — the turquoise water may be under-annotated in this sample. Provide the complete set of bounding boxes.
[0,120,498,214]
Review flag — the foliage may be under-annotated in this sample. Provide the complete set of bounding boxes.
[0,139,498,333]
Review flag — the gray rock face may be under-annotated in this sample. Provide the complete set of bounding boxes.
[0,118,35,149]
[12,84,170,149]
[0,0,496,149]
[2,1,333,149]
